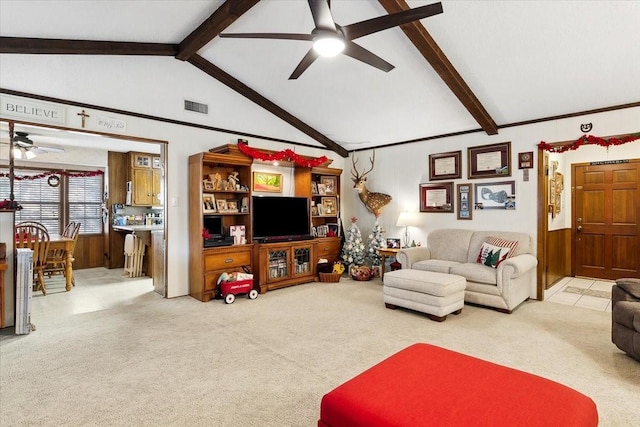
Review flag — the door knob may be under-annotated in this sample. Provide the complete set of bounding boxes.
[577,225,582,232]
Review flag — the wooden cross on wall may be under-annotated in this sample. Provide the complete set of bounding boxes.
[77,109,90,128]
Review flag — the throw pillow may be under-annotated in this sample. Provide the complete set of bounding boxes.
[485,236,519,259]
[476,242,512,268]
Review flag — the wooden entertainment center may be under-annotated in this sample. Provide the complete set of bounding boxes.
[188,145,342,302]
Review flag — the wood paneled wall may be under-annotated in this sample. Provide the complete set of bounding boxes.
[546,228,572,288]
[73,235,104,269]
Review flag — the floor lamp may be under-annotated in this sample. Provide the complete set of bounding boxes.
[396,212,421,248]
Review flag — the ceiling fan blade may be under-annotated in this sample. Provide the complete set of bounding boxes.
[288,48,320,80]
[219,33,314,41]
[308,0,337,32]
[342,41,394,73]
[341,2,443,41]
[33,146,65,154]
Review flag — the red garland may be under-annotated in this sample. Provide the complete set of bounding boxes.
[537,133,640,153]
[0,169,104,180]
[237,142,329,168]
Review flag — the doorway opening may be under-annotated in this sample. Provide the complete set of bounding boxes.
[0,119,168,302]
[536,136,640,300]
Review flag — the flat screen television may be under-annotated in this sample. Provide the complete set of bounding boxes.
[252,196,311,242]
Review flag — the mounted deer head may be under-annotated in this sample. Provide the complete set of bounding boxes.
[351,151,392,217]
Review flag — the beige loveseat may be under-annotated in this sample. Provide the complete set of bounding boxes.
[396,229,538,313]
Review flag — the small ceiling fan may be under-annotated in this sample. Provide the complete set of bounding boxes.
[219,0,443,79]
[3,131,65,159]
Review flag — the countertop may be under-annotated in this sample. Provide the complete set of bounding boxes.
[113,225,164,232]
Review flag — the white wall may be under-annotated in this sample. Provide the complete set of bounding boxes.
[2,98,638,300]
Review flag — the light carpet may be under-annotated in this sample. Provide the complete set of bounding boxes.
[1,269,639,426]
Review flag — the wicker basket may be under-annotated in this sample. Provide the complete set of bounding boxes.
[319,272,341,283]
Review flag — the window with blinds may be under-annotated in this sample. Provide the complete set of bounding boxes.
[68,174,103,234]
[0,167,104,235]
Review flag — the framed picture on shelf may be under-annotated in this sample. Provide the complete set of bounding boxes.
[202,180,214,191]
[327,223,340,237]
[429,150,461,181]
[253,172,282,192]
[316,224,328,237]
[468,141,511,179]
[456,183,472,220]
[229,225,246,245]
[202,194,216,213]
[311,181,318,194]
[320,176,337,195]
[317,204,325,216]
[311,205,319,216]
[386,238,401,249]
[317,183,327,195]
[474,180,515,209]
[419,182,454,213]
[216,199,228,213]
[226,200,239,213]
[321,197,337,215]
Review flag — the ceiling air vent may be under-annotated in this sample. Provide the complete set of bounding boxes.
[184,100,208,114]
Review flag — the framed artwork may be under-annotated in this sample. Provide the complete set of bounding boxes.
[456,183,473,220]
[317,183,327,195]
[419,182,454,213]
[386,238,401,249]
[252,172,282,192]
[321,197,337,215]
[311,181,318,194]
[216,199,228,213]
[202,194,216,213]
[474,180,516,209]
[518,151,534,169]
[203,180,214,191]
[311,205,319,216]
[468,142,511,179]
[429,150,461,181]
[320,176,337,195]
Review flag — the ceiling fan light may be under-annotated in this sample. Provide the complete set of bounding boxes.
[25,149,37,159]
[313,37,345,57]
[12,147,23,159]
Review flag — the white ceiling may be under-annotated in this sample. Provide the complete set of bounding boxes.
[1,0,639,155]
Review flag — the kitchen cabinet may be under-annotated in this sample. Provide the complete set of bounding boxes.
[129,152,161,206]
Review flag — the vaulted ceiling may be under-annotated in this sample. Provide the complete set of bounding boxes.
[1,0,639,157]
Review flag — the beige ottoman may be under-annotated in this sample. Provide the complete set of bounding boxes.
[383,269,466,322]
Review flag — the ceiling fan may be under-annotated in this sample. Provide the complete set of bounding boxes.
[2,131,65,159]
[219,0,443,79]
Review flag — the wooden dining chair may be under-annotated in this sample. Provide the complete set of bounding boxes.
[45,222,81,286]
[16,223,51,295]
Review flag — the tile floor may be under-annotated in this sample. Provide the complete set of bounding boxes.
[544,276,615,312]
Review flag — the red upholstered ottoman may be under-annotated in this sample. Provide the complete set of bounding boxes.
[318,343,598,427]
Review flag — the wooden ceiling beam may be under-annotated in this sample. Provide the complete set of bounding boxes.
[378,0,498,135]
[188,54,349,158]
[176,0,260,61]
[0,37,177,56]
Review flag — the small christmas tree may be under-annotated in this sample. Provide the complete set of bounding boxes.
[341,217,366,266]
[367,218,385,266]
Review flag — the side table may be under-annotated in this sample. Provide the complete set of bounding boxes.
[377,248,400,280]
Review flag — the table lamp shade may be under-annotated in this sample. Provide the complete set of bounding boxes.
[396,212,421,227]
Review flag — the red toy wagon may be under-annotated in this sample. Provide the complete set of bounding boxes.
[217,272,257,304]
